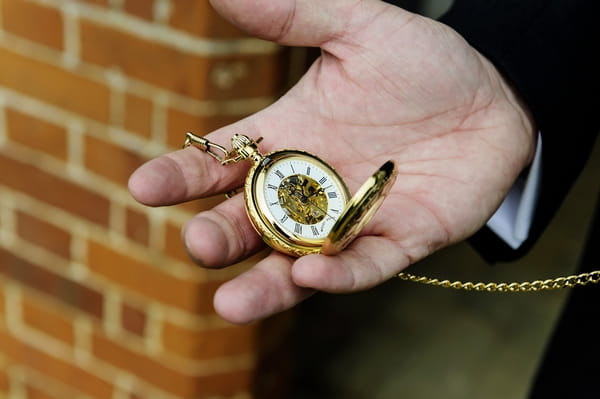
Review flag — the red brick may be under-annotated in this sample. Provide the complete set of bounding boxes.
[0,328,113,399]
[124,93,153,138]
[0,280,4,316]
[0,153,111,226]
[27,384,61,399]
[16,210,71,259]
[77,0,108,6]
[87,240,218,314]
[0,368,9,393]
[123,0,153,20]
[166,108,246,149]
[92,331,254,397]
[206,55,287,100]
[79,20,286,99]
[0,247,104,319]
[1,0,63,50]
[125,207,149,246]
[121,301,146,336]
[164,220,189,263]
[5,107,68,160]
[162,322,256,360]
[0,48,110,122]
[22,294,76,345]
[80,20,203,98]
[84,135,147,186]
[169,0,246,38]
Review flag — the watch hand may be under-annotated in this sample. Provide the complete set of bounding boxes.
[306,186,324,199]
[305,196,337,222]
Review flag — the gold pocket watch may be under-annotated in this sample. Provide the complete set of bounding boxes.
[184,132,397,257]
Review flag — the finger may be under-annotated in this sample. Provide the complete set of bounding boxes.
[182,194,264,268]
[291,235,410,293]
[210,0,345,46]
[128,122,258,206]
[213,251,315,324]
[128,148,245,207]
[209,0,397,48]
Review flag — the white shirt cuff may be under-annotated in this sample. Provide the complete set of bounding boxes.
[486,134,542,249]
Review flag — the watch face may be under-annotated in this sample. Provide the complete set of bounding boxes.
[249,151,349,250]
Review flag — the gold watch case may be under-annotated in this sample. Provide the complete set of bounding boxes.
[184,133,397,257]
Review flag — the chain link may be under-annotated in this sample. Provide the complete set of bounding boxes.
[396,270,600,292]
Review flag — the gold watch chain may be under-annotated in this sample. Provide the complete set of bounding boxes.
[396,269,600,292]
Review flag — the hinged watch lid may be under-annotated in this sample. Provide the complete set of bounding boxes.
[322,161,397,255]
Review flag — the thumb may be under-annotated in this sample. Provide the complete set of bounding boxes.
[209,0,389,47]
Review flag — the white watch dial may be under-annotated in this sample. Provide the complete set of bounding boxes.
[262,157,346,240]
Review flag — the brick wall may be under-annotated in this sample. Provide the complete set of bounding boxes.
[0,0,292,398]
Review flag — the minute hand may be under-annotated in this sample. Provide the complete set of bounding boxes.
[305,197,337,222]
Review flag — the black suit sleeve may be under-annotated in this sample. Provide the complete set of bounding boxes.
[438,0,600,262]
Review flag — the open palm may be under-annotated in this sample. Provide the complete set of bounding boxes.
[129,0,535,323]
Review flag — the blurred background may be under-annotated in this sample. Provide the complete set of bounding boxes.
[0,0,597,398]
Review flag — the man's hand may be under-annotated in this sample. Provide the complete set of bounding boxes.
[128,0,535,323]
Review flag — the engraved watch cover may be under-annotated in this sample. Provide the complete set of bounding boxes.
[321,161,397,255]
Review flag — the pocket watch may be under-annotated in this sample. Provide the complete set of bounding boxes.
[184,132,397,257]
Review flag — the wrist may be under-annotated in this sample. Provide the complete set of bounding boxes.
[478,53,538,170]
[492,60,538,167]
[505,82,537,166]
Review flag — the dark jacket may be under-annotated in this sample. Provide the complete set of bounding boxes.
[440,0,600,262]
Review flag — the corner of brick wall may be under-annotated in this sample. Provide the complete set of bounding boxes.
[0,0,295,398]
